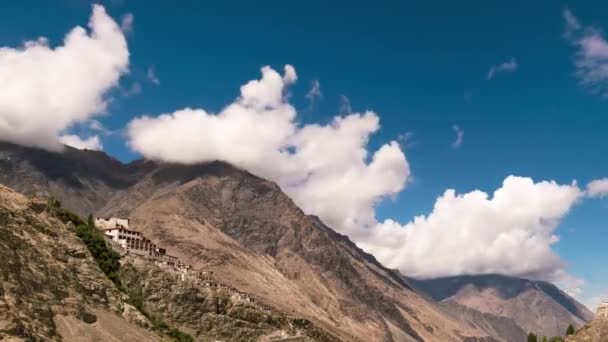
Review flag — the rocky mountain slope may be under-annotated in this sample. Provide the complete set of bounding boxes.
[409,274,594,338]
[565,318,608,342]
[0,184,158,341]
[0,183,336,341]
[120,255,337,341]
[0,142,139,217]
[97,162,492,341]
[438,301,527,342]
[0,141,589,341]
[0,142,495,341]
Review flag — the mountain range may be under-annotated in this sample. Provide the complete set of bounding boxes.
[408,275,594,338]
[0,141,595,341]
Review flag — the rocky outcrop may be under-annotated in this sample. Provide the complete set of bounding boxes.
[565,304,608,342]
[565,319,608,342]
[119,255,338,341]
[0,184,159,341]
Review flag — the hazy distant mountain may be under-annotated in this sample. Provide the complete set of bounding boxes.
[409,274,594,338]
[0,142,501,341]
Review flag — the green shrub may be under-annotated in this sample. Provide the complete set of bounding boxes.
[566,324,575,336]
[149,316,193,342]
[55,208,85,226]
[167,327,194,342]
[75,223,121,285]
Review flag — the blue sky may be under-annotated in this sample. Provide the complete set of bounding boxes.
[1,0,607,307]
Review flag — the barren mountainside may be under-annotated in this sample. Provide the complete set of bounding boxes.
[0,183,337,341]
[0,142,592,341]
[119,255,338,341]
[0,184,159,341]
[0,142,495,341]
[98,162,489,341]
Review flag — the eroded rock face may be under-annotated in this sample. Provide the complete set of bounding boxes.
[565,320,608,342]
[119,256,338,342]
[0,185,158,341]
[564,304,608,342]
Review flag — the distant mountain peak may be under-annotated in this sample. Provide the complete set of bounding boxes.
[409,274,594,338]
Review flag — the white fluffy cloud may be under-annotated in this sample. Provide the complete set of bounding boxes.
[59,134,103,151]
[586,178,608,198]
[127,65,409,236]
[0,5,129,151]
[360,176,582,282]
[127,65,584,285]
[564,9,608,95]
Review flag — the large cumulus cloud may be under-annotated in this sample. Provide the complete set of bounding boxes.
[127,65,409,236]
[0,5,129,151]
[126,66,585,288]
[364,176,582,285]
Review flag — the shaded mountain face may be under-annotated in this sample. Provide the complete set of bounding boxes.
[409,274,594,338]
[0,142,145,217]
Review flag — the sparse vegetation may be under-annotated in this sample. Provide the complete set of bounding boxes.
[47,199,194,342]
[149,318,194,342]
[47,196,85,226]
[46,197,121,284]
[75,223,122,285]
[528,331,567,342]
[566,324,575,336]
[87,213,95,231]
[124,275,194,342]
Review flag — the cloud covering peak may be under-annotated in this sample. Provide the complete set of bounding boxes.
[0,5,129,151]
[365,176,582,285]
[127,65,584,289]
[127,65,410,236]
